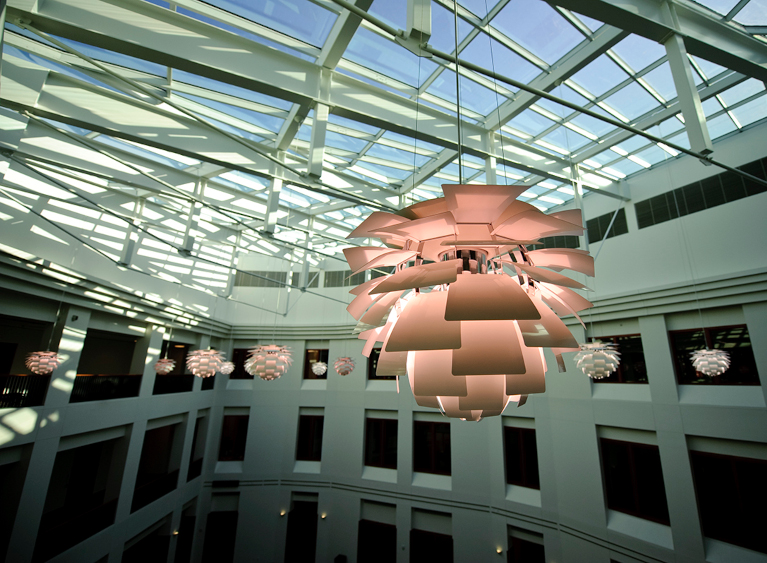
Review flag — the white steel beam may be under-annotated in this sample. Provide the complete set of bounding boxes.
[545,0,767,82]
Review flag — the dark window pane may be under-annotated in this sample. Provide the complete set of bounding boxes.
[681,182,706,213]
[720,171,747,202]
[410,529,453,562]
[691,451,767,554]
[230,348,252,379]
[365,418,398,469]
[296,415,324,461]
[600,439,669,524]
[700,176,725,207]
[508,536,544,563]
[219,415,249,461]
[413,421,451,475]
[635,200,653,229]
[284,500,318,563]
[504,427,540,489]
[358,520,397,563]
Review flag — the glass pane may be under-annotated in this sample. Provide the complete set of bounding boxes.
[611,35,666,72]
[460,32,541,84]
[491,0,585,65]
[570,55,629,97]
[602,81,661,120]
[733,0,767,25]
[202,0,336,47]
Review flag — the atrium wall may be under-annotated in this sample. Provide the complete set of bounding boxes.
[0,125,766,563]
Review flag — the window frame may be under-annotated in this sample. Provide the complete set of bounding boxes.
[368,347,396,380]
[304,348,329,380]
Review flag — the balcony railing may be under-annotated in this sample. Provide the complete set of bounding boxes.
[131,469,180,512]
[70,374,142,403]
[152,374,194,395]
[0,374,50,408]
[34,497,117,561]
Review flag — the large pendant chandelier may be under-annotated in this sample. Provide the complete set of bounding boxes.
[334,357,355,376]
[26,351,60,375]
[245,344,293,381]
[690,348,730,377]
[575,341,620,379]
[343,184,595,420]
[186,349,224,378]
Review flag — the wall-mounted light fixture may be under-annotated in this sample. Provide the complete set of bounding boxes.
[280,510,286,517]
[496,547,503,555]
[321,513,327,519]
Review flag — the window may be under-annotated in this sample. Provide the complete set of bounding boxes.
[304,348,329,380]
[365,418,398,469]
[296,415,324,461]
[358,520,397,563]
[590,335,647,383]
[233,270,286,288]
[187,415,207,481]
[324,269,365,287]
[635,156,767,229]
[284,495,318,563]
[508,527,545,563]
[504,427,540,489]
[132,423,182,512]
[218,415,249,461]
[413,421,451,475]
[529,235,580,250]
[669,324,759,385]
[229,348,252,379]
[599,438,669,524]
[410,529,453,562]
[159,341,190,375]
[368,348,396,380]
[690,450,767,554]
[586,208,628,243]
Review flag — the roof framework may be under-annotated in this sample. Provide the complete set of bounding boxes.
[1,0,766,294]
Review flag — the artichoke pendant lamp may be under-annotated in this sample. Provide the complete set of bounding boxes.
[334,357,355,376]
[690,348,730,377]
[343,184,595,420]
[154,358,176,374]
[26,351,60,375]
[575,341,620,379]
[186,349,224,378]
[219,361,235,376]
[311,361,328,376]
[245,344,293,381]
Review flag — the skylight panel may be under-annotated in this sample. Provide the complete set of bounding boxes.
[218,171,268,192]
[200,0,336,48]
[344,27,439,88]
[326,131,370,153]
[690,55,726,82]
[728,94,767,127]
[460,33,541,85]
[606,158,644,176]
[570,55,630,98]
[176,93,285,135]
[701,96,725,117]
[507,109,556,136]
[706,112,740,138]
[733,1,767,25]
[610,35,666,73]
[426,70,505,116]
[540,127,590,153]
[172,70,293,111]
[718,79,765,107]
[430,2,474,54]
[691,0,741,16]
[491,0,585,65]
[603,81,662,121]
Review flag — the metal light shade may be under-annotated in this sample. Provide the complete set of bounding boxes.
[343,184,595,420]
[690,348,730,377]
[311,361,328,376]
[575,341,620,379]
[334,357,355,376]
[245,344,293,381]
[154,358,176,374]
[186,349,224,378]
[25,351,60,375]
[219,361,235,375]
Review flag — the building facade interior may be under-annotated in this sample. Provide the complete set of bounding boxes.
[1,0,767,561]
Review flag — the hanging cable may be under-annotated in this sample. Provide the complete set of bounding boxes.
[453,0,464,184]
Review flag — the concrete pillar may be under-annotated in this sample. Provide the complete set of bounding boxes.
[132,324,165,399]
[44,305,91,408]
